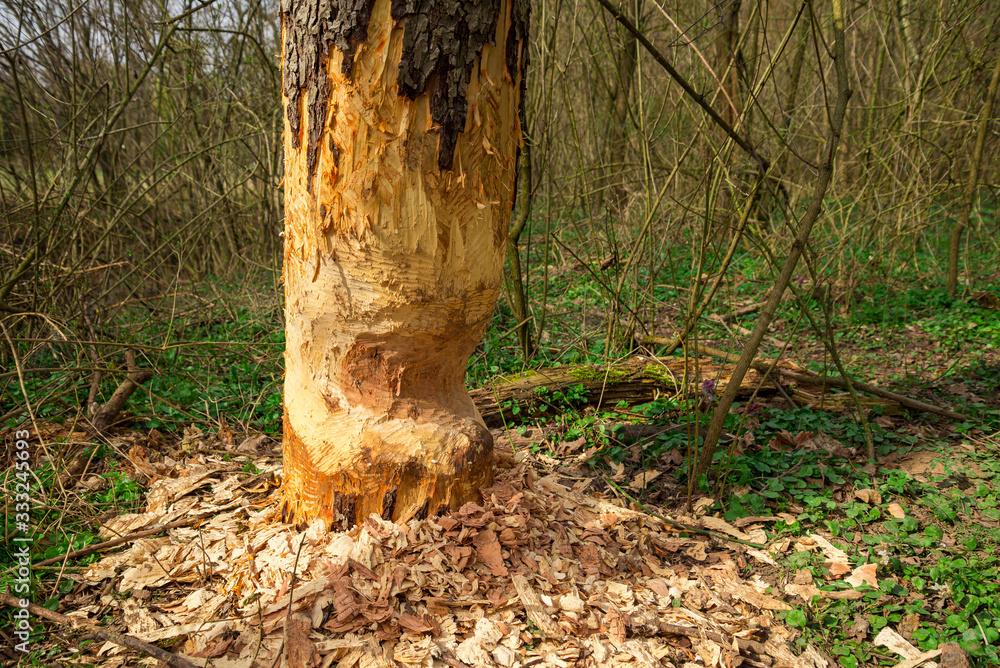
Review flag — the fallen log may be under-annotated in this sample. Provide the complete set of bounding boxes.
[469,356,773,428]
[470,347,966,429]
[694,343,971,422]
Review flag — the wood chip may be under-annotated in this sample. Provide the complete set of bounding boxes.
[70,442,833,668]
[875,628,939,668]
[854,489,883,504]
[511,574,561,637]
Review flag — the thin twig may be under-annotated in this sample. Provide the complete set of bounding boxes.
[0,591,200,668]
[593,0,768,172]
[29,509,220,569]
[692,6,854,480]
[604,478,766,548]
[693,343,972,422]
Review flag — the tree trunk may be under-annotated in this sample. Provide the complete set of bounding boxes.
[947,53,1000,297]
[505,117,534,359]
[714,0,742,129]
[597,8,638,215]
[280,0,529,528]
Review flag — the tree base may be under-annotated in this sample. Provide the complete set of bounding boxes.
[280,413,494,530]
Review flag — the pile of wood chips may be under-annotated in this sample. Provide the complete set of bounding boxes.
[73,443,859,668]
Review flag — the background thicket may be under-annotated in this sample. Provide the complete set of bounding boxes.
[3,0,1000,661]
[3,0,998,419]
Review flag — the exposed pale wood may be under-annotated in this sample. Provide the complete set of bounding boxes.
[281,0,528,527]
[511,573,562,637]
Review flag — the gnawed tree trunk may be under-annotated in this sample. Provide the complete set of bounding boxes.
[280,0,529,528]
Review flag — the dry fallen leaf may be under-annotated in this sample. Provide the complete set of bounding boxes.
[809,533,849,561]
[899,612,921,639]
[845,563,878,588]
[645,579,670,598]
[628,469,662,490]
[685,541,708,561]
[700,516,754,542]
[854,488,883,504]
[283,615,320,668]
[785,583,822,603]
[825,559,853,578]
[747,548,776,565]
[847,615,870,641]
[939,642,972,668]
[472,528,509,577]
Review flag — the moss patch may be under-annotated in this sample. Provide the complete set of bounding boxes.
[640,364,682,389]
[499,369,541,384]
[566,366,632,383]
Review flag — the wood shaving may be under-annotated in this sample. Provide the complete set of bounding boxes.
[72,448,829,667]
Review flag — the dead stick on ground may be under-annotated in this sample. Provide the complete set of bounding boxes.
[769,377,798,409]
[693,343,972,422]
[90,350,153,435]
[604,479,766,548]
[30,509,220,569]
[717,301,766,322]
[0,591,200,668]
[659,622,771,661]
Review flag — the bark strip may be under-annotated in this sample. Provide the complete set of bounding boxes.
[281,0,377,188]
[282,0,530,183]
[392,0,496,170]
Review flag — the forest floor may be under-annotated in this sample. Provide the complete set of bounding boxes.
[2,312,1000,667]
[2,257,1000,667]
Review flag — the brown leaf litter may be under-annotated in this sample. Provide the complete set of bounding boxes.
[71,446,877,668]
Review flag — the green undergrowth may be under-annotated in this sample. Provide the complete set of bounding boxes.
[4,225,999,438]
[500,206,1000,367]
[762,449,1000,668]
[2,276,286,434]
[0,441,143,649]
[527,395,1000,667]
